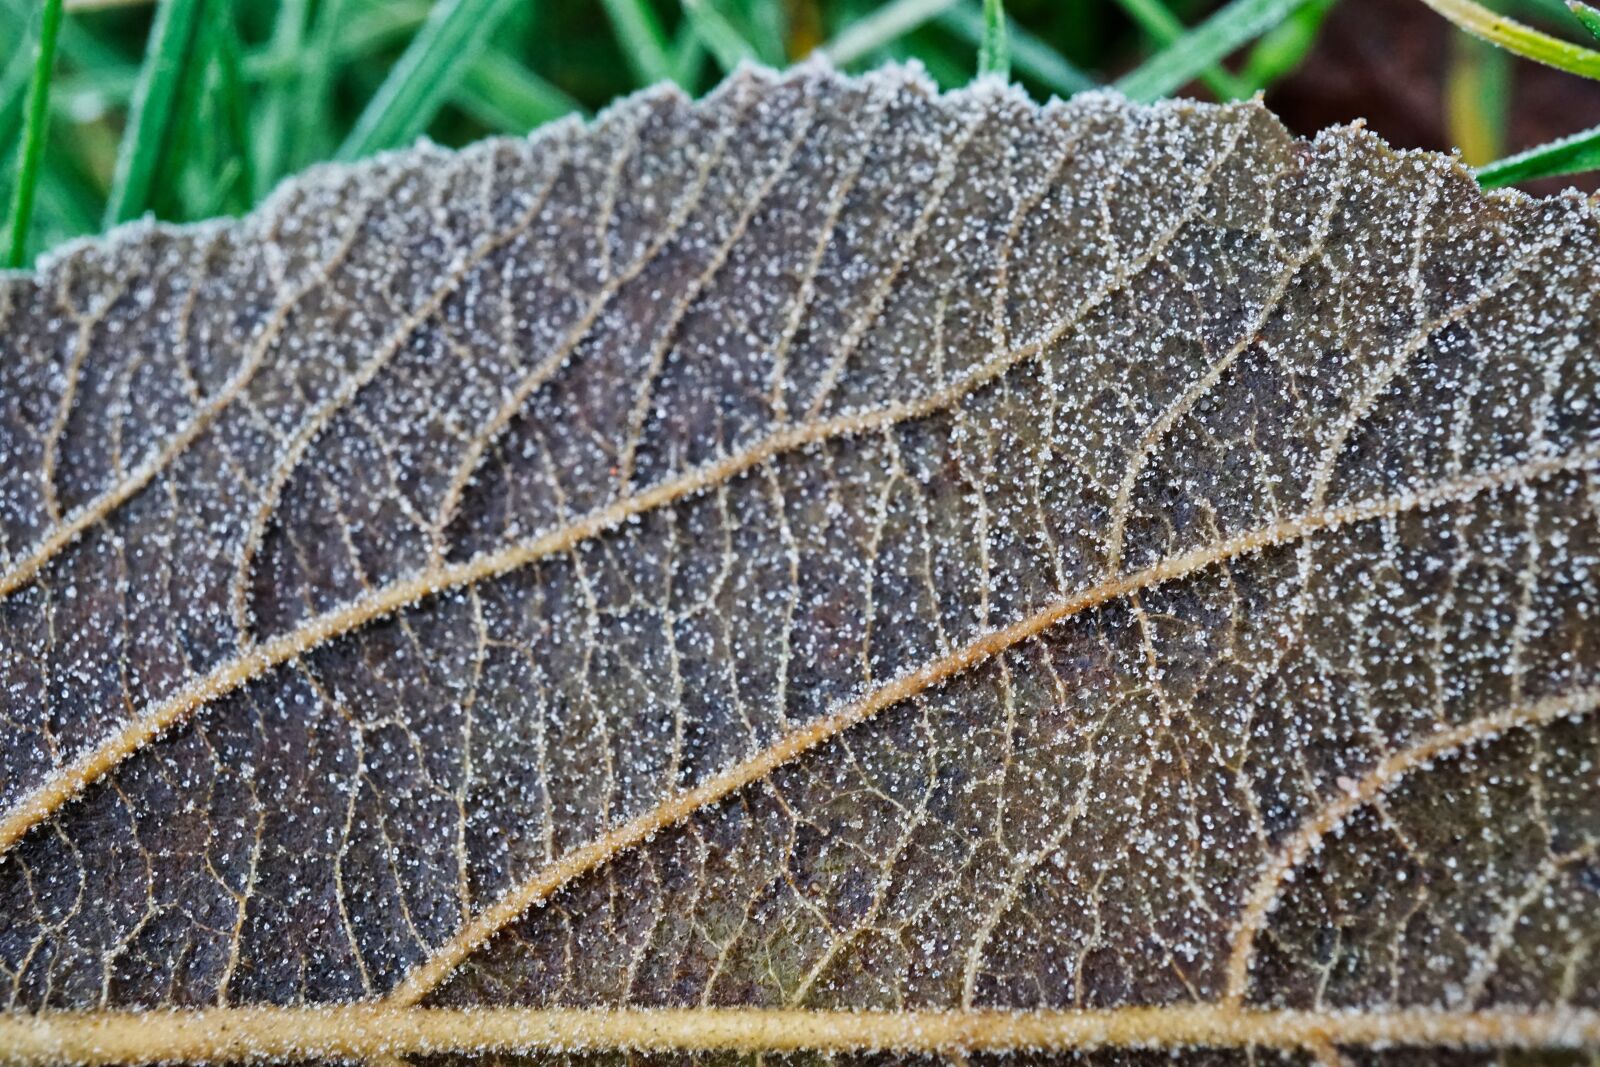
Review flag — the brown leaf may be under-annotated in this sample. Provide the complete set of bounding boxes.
[0,64,1598,1066]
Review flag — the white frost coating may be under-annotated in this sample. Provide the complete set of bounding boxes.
[0,63,1596,1065]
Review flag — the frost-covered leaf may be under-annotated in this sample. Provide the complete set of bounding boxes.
[1,63,1599,1066]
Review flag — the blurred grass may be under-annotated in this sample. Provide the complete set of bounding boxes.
[0,0,1597,267]
[4,0,58,265]
[1574,0,1600,38]
[1447,27,1512,165]
[1421,0,1600,77]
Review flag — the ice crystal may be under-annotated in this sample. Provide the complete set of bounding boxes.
[0,62,1597,1065]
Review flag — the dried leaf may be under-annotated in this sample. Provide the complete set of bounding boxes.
[1,63,1599,1066]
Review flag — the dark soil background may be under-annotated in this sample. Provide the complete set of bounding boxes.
[1263,0,1600,194]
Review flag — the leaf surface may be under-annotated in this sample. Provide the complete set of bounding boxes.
[1,63,1599,1066]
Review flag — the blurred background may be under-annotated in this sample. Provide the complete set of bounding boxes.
[1,0,1598,267]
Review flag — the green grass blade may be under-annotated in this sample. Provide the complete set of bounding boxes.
[336,0,527,161]
[103,0,204,226]
[1116,0,1313,101]
[726,0,787,66]
[936,2,1096,95]
[1416,0,1600,78]
[156,11,217,222]
[0,28,36,160]
[683,0,759,72]
[669,22,706,88]
[6,0,63,268]
[1113,0,1254,98]
[17,128,102,249]
[748,0,787,63]
[1446,28,1511,166]
[321,0,431,63]
[1239,0,1336,91]
[977,0,1009,77]
[246,0,428,84]
[207,0,252,214]
[17,106,111,235]
[293,0,352,171]
[254,0,310,198]
[1,0,124,77]
[1476,121,1600,185]
[35,158,99,239]
[1568,0,1600,40]
[738,0,789,65]
[455,50,584,133]
[600,0,675,85]
[823,0,961,66]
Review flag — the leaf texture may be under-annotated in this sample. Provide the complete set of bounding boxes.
[1,62,1599,1066]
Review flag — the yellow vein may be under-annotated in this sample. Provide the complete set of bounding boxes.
[3,1004,1598,1065]
[612,92,821,489]
[0,393,1590,876]
[428,89,741,543]
[226,145,575,645]
[1222,683,1600,1004]
[0,175,401,601]
[38,274,125,525]
[798,92,992,422]
[1304,214,1584,509]
[382,443,1600,1007]
[1103,152,1348,573]
[0,105,1263,859]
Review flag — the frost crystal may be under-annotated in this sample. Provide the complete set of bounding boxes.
[0,62,1597,1064]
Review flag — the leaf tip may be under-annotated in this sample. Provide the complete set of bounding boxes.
[1570,0,1600,40]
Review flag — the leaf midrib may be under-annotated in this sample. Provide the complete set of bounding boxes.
[4,1003,1599,1065]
